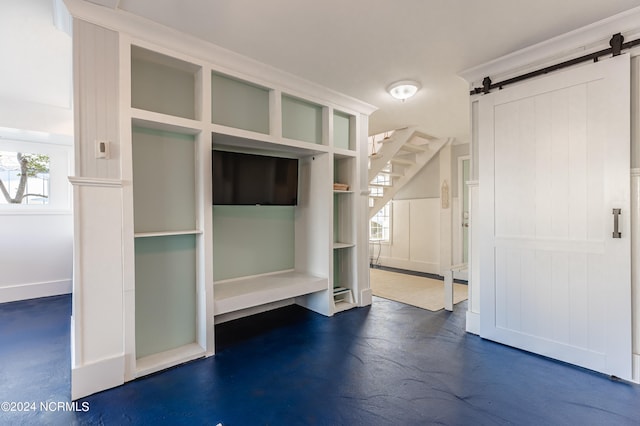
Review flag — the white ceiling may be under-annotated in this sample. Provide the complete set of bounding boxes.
[78,1,640,140]
[1,0,72,110]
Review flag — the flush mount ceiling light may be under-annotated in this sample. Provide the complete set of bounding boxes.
[387,80,421,101]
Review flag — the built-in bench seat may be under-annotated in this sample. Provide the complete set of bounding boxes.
[213,271,327,316]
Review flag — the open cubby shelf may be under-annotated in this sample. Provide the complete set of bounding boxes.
[331,155,357,314]
[282,95,324,145]
[211,71,270,134]
[131,46,200,120]
[333,110,356,151]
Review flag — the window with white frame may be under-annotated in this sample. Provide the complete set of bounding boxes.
[370,201,391,241]
[0,130,72,211]
[0,151,50,204]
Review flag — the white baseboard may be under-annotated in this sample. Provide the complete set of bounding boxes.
[72,354,125,400]
[454,270,469,281]
[375,257,440,275]
[360,288,372,306]
[0,279,72,303]
[466,310,480,335]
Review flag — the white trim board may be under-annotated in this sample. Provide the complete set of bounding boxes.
[0,280,72,304]
[72,354,125,400]
[466,311,480,335]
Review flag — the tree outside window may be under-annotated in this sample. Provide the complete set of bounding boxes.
[0,151,50,205]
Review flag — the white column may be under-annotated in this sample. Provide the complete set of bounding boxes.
[632,168,640,383]
[70,19,125,399]
[465,181,480,334]
[358,114,373,306]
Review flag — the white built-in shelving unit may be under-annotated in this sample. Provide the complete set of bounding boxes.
[128,46,208,377]
[68,7,375,399]
[123,40,371,378]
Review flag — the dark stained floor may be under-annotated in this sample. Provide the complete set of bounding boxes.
[1,294,639,425]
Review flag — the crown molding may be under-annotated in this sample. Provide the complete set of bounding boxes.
[459,6,640,86]
[63,0,377,116]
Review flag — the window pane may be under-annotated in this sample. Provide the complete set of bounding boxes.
[0,151,50,205]
[369,201,391,242]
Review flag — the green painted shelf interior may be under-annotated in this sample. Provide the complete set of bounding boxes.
[282,95,323,144]
[131,46,197,119]
[132,127,196,234]
[135,234,197,359]
[213,205,295,281]
[211,71,270,134]
[333,110,353,150]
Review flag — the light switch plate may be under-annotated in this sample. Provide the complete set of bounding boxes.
[96,140,110,159]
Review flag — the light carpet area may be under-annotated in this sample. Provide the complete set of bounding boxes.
[370,268,468,311]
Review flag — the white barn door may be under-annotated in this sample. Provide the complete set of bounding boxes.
[478,54,632,380]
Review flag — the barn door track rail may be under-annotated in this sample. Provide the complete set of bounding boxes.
[470,33,640,95]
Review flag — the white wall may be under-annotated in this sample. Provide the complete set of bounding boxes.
[0,134,74,303]
[0,212,73,302]
[0,1,74,302]
[1,1,73,136]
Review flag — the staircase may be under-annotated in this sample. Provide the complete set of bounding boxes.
[368,127,451,219]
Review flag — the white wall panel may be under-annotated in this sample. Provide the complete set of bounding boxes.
[390,200,410,260]
[73,19,120,179]
[410,198,440,265]
[372,198,441,274]
[73,182,123,364]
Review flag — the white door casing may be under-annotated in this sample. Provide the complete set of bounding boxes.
[478,54,632,380]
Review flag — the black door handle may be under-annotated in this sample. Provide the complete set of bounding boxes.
[613,208,621,238]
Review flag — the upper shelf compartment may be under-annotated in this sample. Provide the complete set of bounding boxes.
[131,46,200,120]
[211,71,270,135]
[333,110,355,152]
[282,95,323,145]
